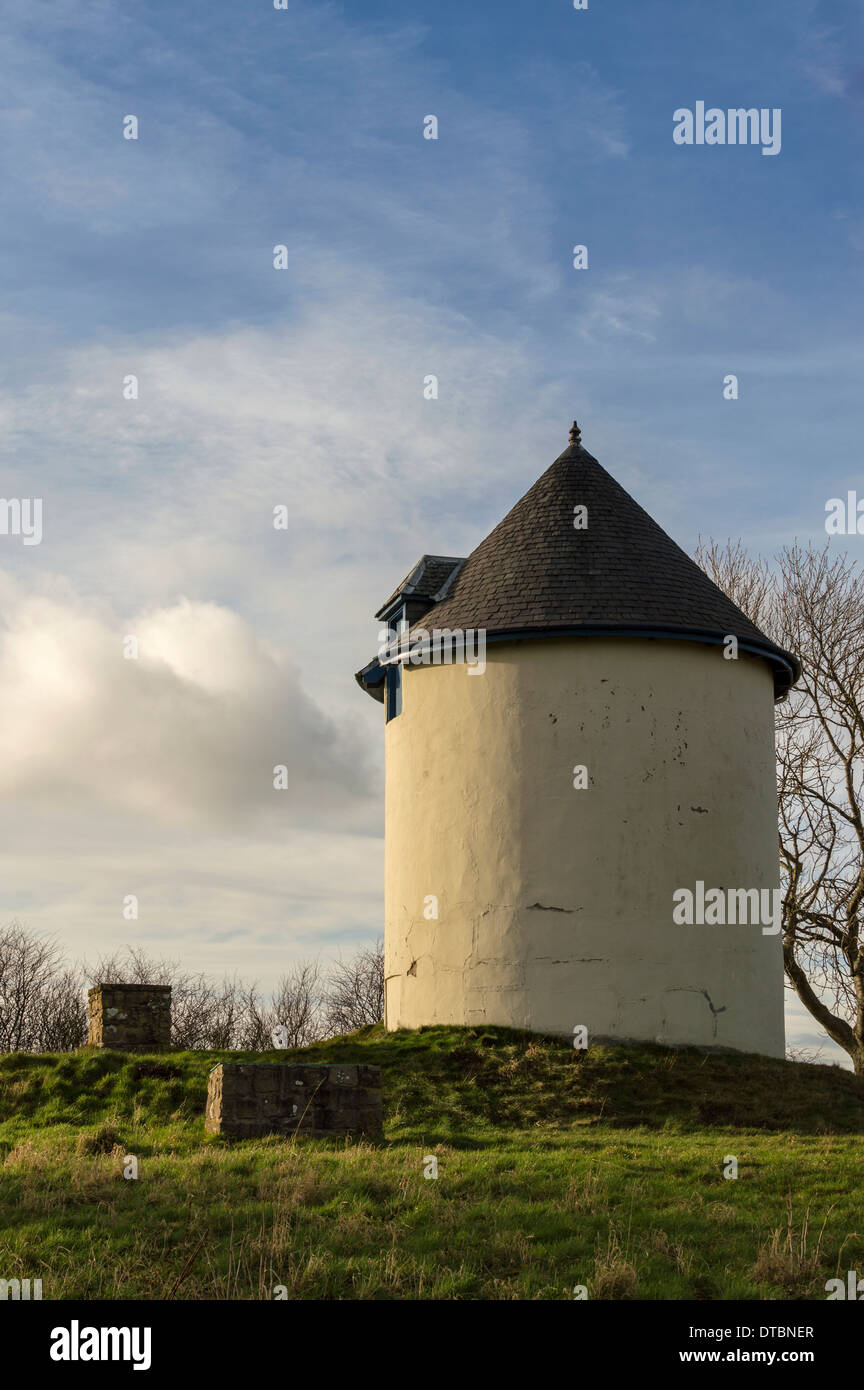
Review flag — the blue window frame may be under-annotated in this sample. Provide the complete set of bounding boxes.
[382,603,406,721]
[385,663,402,721]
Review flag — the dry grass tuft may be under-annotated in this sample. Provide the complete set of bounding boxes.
[591,1225,638,1299]
[752,1194,836,1293]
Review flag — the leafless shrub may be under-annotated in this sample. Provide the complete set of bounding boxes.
[785,1044,829,1066]
[1,925,382,1053]
[86,945,333,1049]
[86,946,248,1050]
[233,980,271,1051]
[268,961,326,1048]
[323,938,385,1035]
[0,922,86,1051]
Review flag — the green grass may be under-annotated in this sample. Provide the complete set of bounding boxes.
[1,1026,863,1300]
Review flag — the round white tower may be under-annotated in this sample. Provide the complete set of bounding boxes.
[356,424,799,1057]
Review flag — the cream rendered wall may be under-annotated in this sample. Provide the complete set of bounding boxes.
[384,637,784,1057]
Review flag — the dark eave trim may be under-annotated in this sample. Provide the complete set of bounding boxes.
[354,658,386,704]
[381,624,800,701]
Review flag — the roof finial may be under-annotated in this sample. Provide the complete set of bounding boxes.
[569,420,582,447]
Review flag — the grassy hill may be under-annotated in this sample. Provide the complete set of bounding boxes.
[1,1025,863,1300]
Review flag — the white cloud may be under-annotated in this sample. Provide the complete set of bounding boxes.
[0,584,373,830]
[798,24,849,97]
[0,282,577,701]
[576,277,662,342]
[0,289,572,982]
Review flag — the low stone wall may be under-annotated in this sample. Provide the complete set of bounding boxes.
[205,1063,383,1139]
[87,984,172,1051]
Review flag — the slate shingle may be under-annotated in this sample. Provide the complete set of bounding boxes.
[400,437,800,698]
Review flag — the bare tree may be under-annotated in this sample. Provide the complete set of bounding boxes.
[0,929,385,1054]
[0,923,86,1051]
[39,965,88,1050]
[88,944,165,988]
[86,946,330,1050]
[233,980,271,1050]
[86,946,248,1050]
[696,538,864,1072]
[785,1044,831,1066]
[268,961,325,1048]
[323,939,384,1034]
[194,976,245,1050]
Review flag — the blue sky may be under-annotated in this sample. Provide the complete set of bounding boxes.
[0,0,860,1057]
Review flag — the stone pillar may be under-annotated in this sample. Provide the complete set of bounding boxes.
[205,1063,382,1138]
[87,983,172,1051]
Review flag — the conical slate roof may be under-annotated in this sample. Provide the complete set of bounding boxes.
[411,426,800,698]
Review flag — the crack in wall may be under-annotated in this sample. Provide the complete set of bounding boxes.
[666,986,728,1038]
[532,956,606,964]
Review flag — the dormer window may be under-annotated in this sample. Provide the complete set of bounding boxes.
[354,554,467,720]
